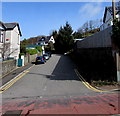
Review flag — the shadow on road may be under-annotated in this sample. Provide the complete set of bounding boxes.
[28,54,80,81]
[50,54,80,81]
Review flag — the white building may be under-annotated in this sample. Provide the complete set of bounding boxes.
[36,36,55,54]
[0,22,22,60]
[0,21,6,60]
[100,5,120,31]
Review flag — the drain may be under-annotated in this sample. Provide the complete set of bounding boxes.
[2,110,22,116]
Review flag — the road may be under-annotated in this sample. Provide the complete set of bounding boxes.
[1,54,119,115]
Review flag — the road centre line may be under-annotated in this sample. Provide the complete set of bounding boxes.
[74,69,118,93]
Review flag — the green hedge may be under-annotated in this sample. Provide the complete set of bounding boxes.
[36,46,42,52]
[26,49,38,55]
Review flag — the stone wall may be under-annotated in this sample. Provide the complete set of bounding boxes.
[0,60,16,78]
[24,52,42,65]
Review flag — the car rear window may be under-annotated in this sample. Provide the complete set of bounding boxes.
[37,57,42,60]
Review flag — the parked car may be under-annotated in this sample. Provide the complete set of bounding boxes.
[35,56,46,64]
[46,52,52,57]
[43,53,49,60]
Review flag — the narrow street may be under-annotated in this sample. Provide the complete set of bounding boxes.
[1,54,119,115]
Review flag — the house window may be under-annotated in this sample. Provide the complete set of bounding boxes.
[0,31,3,43]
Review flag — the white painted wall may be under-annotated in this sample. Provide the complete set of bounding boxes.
[49,36,55,44]
[5,26,20,59]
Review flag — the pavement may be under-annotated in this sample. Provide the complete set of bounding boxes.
[1,93,120,115]
[0,63,33,87]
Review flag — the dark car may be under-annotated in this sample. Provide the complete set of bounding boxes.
[43,53,49,60]
[35,56,46,64]
[46,52,52,57]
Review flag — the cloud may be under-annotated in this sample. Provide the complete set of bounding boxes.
[79,3,102,19]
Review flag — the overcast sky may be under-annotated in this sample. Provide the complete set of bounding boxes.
[2,2,112,40]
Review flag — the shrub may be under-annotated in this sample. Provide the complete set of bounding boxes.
[26,49,38,55]
[20,53,25,55]
[36,46,42,52]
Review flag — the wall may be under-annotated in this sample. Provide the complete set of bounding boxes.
[116,53,120,82]
[0,59,16,78]
[77,26,112,49]
[10,26,20,59]
[24,52,42,65]
[74,26,117,82]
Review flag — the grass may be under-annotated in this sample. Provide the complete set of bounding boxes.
[91,80,119,87]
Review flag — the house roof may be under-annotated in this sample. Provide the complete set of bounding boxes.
[38,36,51,43]
[103,6,120,23]
[4,23,22,36]
[0,21,6,30]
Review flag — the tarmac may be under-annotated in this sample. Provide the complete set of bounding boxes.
[1,62,120,115]
[1,62,120,94]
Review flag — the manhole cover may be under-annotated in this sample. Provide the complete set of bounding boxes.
[3,110,22,116]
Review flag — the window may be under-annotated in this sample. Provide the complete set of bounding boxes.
[0,31,3,43]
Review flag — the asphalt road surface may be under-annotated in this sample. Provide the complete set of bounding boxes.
[2,54,108,101]
[1,54,119,115]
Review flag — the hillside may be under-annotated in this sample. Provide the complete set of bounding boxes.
[21,35,46,45]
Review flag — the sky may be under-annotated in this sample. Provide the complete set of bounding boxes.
[1,2,112,40]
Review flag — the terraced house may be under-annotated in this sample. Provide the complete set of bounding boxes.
[0,21,22,60]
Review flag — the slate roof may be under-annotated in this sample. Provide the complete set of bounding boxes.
[103,6,120,23]
[4,23,22,36]
[38,36,51,43]
[0,21,6,30]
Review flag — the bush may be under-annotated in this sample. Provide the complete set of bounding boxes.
[36,46,42,52]
[26,49,38,55]
[20,53,25,55]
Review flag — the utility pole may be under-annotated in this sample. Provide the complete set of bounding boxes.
[112,0,116,20]
[112,0,120,83]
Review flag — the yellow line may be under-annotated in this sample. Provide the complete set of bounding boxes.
[0,70,29,93]
[74,69,116,93]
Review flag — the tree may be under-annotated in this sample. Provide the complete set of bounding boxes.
[112,19,120,50]
[73,31,82,39]
[54,22,74,53]
[20,38,27,54]
[77,19,101,38]
[0,42,19,60]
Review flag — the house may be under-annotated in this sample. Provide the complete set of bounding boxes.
[36,36,55,54]
[0,21,6,60]
[0,22,22,60]
[100,5,120,31]
[36,36,55,46]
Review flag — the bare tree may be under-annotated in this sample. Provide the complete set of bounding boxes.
[0,42,18,60]
[89,20,95,30]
